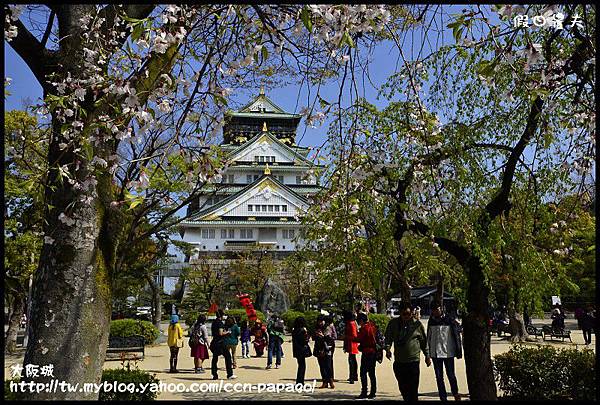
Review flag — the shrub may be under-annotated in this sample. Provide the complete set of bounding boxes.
[368,313,390,333]
[225,309,266,324]
[110,319,159,345]
[281,310,322,336]
[99,368,159,401]
[4,379,20,400]
[494,344,596,400]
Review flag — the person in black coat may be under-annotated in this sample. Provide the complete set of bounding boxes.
[292,316,311,384]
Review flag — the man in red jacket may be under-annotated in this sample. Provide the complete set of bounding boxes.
[344,310,359,384]
[354,312,378,399]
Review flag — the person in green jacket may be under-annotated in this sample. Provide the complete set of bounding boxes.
[223,316,241,369]
[384,301,431,401]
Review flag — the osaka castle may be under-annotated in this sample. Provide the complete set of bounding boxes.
[179,88,322,263]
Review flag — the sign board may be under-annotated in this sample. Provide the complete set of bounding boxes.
[551,296,561,306]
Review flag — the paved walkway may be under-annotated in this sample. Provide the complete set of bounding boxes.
[5,317,595,400]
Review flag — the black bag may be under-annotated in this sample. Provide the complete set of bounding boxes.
[209,339,223,354]
[302,344,312,358]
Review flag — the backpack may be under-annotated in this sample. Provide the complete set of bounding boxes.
[375,327,385,363]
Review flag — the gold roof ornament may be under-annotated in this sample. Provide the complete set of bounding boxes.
[262,121,268,132]
[264,163,271,175]
[260,84,265,96]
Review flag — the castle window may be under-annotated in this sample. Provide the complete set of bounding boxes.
[296,175,301,184]
[248,205,253,212]
[262,205,267,212]
[282,205,288,212]
[247,174,252,183]
[274,205,280,212]
[240,229,254,239]
[268,205,273,212]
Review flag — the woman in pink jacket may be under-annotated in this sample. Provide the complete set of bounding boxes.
[343,310,359,384]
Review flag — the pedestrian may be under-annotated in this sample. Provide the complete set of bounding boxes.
[384,301,431,401]
[167,314,184,373]
[413,306,421,321]
[581,306,595,345]
[292,316,311,384]
[427,301,462,401]
[314,315,335,388]
[224,316,241,369]
[266,314,284,369]
[240,320,251,358]
[343,310,359,384]
[251,318,268,357]
[324,315,337,384]
[210,309,236,380]
[189,314,210,373]
[354,312,379,399]
[551,307,565,330]
[574,306,584,329]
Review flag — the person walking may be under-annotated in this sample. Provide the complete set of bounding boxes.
[251,319,268,357]
[167,314,184,373]
[189,314,210,373]
[354,312,379,399]
[324,315,337,384]
[343,310,359,384]
[266,314,284,369]
[240,320,251,358]
[427,302,462,401]
[224,316,241,369]
[385,301,431,401]
[210,310,236,380]
[581,306,596,345]
[292,316,311,384]
[314,315,335,388]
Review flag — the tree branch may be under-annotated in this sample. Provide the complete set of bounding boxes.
[7,17,56,92]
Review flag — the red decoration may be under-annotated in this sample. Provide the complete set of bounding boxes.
[237,293,257,322]
[208,302,218,314]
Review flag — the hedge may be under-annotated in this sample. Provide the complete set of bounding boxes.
[4,379,19,400]
[367,313,390,333]
[110,319,159,345]
[494,344,595,400]
[99,368,159,401]
[281,310,324,336]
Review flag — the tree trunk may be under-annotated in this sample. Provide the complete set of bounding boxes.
[5,296,25,354]
[22,113,116,399]
[434,274,444,306]
[462,258,497,400]
[145,273,162,329]
[508,310,534,342]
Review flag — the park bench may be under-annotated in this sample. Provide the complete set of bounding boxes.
[106,335,145,360]
[526,324,544,338]
[541,326,572,342]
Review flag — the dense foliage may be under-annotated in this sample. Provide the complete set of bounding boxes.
[99,368,160,401]
[494,345,595,400]
[109,319,160,345]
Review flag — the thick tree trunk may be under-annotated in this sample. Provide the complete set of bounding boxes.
[462,258,497,401]
[5,296,25,354]
[508,311,534,342]
[22,117,115,399]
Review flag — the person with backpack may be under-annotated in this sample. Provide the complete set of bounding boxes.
[210,309,236,380]
[314,315,335,389]
[189,314,210,373]
[427,301,462,401]
[354,312,379,399]
[266,314,284,369]
[385,301,431,401]
[343,310,359,384]
[292,316,311,384]
[167,314,184,373]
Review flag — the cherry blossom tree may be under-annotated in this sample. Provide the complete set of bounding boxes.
[4,4,395,399]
